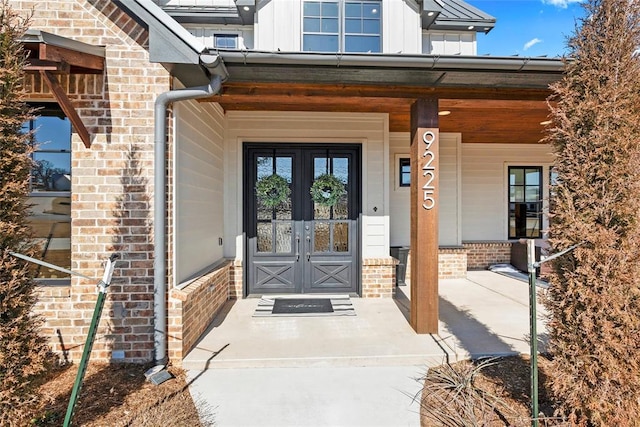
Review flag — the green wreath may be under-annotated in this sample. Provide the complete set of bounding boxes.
[256,173,291,208]
[310,173,346,207]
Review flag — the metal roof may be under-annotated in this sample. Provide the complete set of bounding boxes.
[19,29,106,58]
[431,0,496,32]
[120,0,562,90]
[420,0,496,33]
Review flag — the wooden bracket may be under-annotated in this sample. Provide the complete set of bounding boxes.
[39,70,91,148]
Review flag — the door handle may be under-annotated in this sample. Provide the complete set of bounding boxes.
[306,252,310,262]
[295,234,300,261]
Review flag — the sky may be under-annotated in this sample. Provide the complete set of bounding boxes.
[466,0,586,57]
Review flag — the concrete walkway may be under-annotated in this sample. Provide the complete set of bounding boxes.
[186,271,548,427]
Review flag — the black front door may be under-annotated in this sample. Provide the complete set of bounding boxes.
[244,144,361,295]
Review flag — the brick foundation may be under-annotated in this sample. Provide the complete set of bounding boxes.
[463,241,512,269]
[438,247,467,279]
[361,257,397,298]
[168,261,232,363]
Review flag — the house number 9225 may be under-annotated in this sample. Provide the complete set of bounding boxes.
[422,131,436,210]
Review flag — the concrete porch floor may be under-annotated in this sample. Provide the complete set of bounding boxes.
[185,270,548,427]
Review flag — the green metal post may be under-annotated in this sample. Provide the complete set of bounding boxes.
[527,239,539,427]
[63,254,118,427]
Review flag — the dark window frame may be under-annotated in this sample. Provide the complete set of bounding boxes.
[399,157,410,187]
[508,166,543,239]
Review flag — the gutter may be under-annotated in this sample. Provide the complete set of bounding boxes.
[153,69,223,364]
[215,49,566,73]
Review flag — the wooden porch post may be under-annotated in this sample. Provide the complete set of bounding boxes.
[410,99,439,334]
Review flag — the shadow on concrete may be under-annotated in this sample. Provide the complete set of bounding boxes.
[438,296,515,357]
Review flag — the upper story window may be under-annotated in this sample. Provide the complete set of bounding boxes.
[214,34,238,49]
[303,0,381,53]
[508,166,542,239]
[23,105,72,281]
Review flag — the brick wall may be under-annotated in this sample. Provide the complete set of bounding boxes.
[168,261,231,362]
[15,0,171,363]
[463,241,512,269]
[438,247,467,279]
[362,257,397,298]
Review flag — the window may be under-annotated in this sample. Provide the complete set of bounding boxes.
[23,105,72,281]
[508,166,542,239]
[303,0,381,53]
[399,158,410,187]
[214,34,238,49]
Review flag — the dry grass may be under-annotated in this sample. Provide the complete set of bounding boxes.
[30,362,212,427]
[421,355,567,427]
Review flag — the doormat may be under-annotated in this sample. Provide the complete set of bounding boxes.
[253,295,356,317]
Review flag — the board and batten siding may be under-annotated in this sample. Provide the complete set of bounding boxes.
[422,31,476,55]
[254,0,422,53]
[185,24,254,49]
[174,99,226,286]
[389,132,461,247]
[224,111,390,260]
[461,143,553,241]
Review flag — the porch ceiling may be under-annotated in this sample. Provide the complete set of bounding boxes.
[201,82,553,144]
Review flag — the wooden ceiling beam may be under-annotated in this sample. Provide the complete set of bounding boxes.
[40,70,91,148]
[40,44,104,73]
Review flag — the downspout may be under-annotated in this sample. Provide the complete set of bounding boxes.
[153,72,223,364]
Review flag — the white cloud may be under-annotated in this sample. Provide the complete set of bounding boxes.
[524,38,543,51]
[542,0,582,9]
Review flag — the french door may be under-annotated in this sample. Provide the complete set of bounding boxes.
[244,144,361,295]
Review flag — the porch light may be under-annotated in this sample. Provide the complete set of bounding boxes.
[427,11,435,16]
[243,6,250,11]
[468,25,475,30]
[438,110,451,116]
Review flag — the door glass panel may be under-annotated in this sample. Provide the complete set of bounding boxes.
[257,156,273,179]
[275,157,293,220]
[314,221,330,252]
[256,155,293,251]
[334,222,349,252]
[275,222,292,253]
[257,222,272,252]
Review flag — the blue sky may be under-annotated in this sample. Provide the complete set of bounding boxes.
[466,0,586,57]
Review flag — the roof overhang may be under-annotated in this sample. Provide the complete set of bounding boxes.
[116,0,228,87]
[418,0,496,33]
[19,30,107,148]
[20,29,105,74]
[212,50,565,90]
[162,0,256,25]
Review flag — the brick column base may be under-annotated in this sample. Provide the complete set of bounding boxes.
[361,257,398,298]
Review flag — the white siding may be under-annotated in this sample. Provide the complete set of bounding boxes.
[389,132,461,247]
[255,0,302,51]
[461,144,553,241]
[185,24,254,49]
[224,111,390,259]
[422,31,476,55]
[383,0,421,54]
[174,99,226,285]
